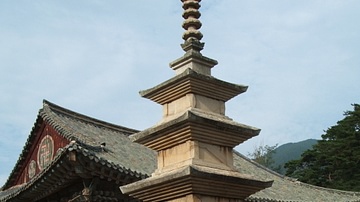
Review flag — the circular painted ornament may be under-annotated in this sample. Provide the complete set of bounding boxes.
[37,135,54,170]
[28,160,36,179]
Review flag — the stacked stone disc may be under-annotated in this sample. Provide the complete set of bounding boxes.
[181,0,205,52]
[182,0,203,42]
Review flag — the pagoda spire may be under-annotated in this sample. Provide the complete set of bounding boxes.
[170,0,218,76]
[181,0,204,52]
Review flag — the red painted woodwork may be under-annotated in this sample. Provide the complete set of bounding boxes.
[13,121,70,185]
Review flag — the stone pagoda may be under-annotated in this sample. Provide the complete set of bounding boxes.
[120,0,273,201]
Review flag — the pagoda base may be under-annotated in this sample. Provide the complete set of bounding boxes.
[120,165,272,202]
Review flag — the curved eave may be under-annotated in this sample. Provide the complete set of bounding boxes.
[68,143,148,181]
[0,143,147,201]
[140,68,248,105]
[0,145,73,201]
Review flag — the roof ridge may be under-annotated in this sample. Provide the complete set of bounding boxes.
[295,179,360,196]
[233,150,360,197]
[233,150,287,179]
[43,99,139,135]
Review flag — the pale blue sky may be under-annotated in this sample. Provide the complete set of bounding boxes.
[1,1,360,186]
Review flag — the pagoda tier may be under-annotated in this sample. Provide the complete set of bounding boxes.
[121,165,272,202]
[131,109,260,151]
[140,69,248,105]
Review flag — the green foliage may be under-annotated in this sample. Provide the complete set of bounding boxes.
[285,104,360,191]
[272,139,318,174]
[248,144,281,172]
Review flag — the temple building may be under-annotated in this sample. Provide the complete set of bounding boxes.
[1,1,360,201]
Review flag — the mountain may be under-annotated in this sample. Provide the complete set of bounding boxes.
[272,139,318,175]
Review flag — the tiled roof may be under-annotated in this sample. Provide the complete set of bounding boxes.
[233,151,360,202]
[1,100,156,190]
[40,100,156,176]
[1,100,360,201]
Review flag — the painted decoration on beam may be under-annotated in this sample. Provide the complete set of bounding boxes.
[28,160,36,179]
[37,135,54,170]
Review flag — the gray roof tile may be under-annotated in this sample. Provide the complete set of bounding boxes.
[41,100,157,176]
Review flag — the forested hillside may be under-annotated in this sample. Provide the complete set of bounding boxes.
[285,104,360,191]
[272,139,318,174]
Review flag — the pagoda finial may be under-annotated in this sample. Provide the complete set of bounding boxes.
[181,0,204,52]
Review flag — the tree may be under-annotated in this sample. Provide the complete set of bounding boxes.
[248,143,280,172]
[285,104,360,191]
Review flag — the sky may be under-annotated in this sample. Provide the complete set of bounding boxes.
[1,0,359,186]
